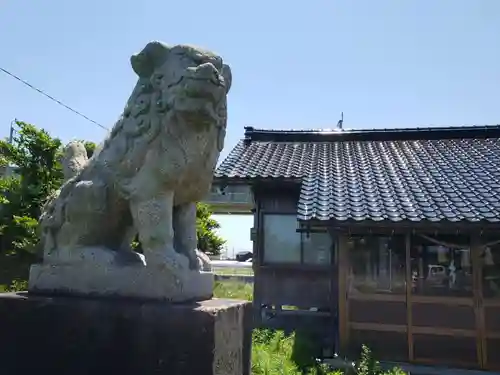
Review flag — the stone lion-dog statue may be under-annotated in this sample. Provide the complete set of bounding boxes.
[29,41,231,301]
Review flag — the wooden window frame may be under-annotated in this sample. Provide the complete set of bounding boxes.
[338,230,500,370]
[260,212,334,268]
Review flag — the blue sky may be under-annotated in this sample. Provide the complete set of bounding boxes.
[1,0,499,255]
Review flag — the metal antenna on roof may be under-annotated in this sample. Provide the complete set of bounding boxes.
[337,112,344,130]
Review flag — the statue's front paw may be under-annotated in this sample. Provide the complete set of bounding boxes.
[195,249,212,272]
[144,250,189,270]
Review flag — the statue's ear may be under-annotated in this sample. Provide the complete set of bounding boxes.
[130,41,170,78]
[221,64,232,93]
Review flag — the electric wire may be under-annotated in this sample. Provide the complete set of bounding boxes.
[0,67,108,130]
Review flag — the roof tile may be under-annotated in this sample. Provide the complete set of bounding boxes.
[215,127,500,223]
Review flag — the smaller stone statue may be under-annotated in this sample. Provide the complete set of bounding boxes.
[29,41,231,301]
[61,141,88,180]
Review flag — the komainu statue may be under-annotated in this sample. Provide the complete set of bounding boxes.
[28,41,231,301]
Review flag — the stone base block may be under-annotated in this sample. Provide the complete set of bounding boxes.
[29,263,214,302]
[0,293,252,375]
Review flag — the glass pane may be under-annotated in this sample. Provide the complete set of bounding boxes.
[302,231,332,265]
[347,235,406,295]
[480,237,500,369]
[263,214,301,263]
[481,237,500,299]
[410,234,472,297]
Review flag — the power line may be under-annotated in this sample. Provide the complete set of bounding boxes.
[0,67,108,131]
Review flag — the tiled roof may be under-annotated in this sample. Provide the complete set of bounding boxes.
[215,125,500,223]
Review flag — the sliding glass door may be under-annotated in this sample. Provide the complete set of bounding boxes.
[409,234,479,368]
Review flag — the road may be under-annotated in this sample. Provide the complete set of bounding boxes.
[211,260,252,268]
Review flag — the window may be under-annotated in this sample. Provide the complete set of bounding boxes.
[263,214,301,263]
[262,215,334,265]
[348,235,406,295]
[302,231,332,265]
[410,234,472,297]
[481,238,500,299]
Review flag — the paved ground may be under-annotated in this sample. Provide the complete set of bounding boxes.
[211,260,252,268]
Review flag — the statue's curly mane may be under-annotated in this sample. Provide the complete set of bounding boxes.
[88,78,163,179]
[39,76,165,243]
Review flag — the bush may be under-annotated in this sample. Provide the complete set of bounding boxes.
[252,329,342,375]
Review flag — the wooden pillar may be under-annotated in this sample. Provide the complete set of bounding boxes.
[252,200,264,325]
[328,228,340,353]
[471,234,486,368]
[405,233,414,362]
[337,233,349,354]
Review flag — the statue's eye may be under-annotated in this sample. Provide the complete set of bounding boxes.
[193,53,204,63]
[192,58,204,66]
[213,57,223,70]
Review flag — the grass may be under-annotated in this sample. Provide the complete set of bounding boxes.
[213,266,254,276]
[214,279,254,300]
[0,254,32,292]
[0,278,28,292]
[252,329,341,375]
[214,281,407,375]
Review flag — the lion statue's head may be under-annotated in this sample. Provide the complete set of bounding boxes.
[131,41,231,130]
[93,42,232,177]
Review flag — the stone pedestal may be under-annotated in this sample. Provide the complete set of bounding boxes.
[0,293,252,375]
[29,263,214,302]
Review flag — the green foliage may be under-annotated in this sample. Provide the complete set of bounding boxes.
[0,278,28,293]
[1,121,63,197]
[0,121,63,256]
[252,330,342,375]
[355,346,407,375]
[196,202,225,255]
[84,141,96,158]
[0,252,33,292]
[213,282,406,375]
[9,215,38,254]
[213,280,253,300]
[292,330,323,371]
[77,140,97,158]
[356,346,382,375]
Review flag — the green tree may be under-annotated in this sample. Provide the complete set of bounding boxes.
[196,202,225,255]
[0,121,63,255]
[78,140,97,158]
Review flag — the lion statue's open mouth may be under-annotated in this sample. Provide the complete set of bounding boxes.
[131,43,231,124]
